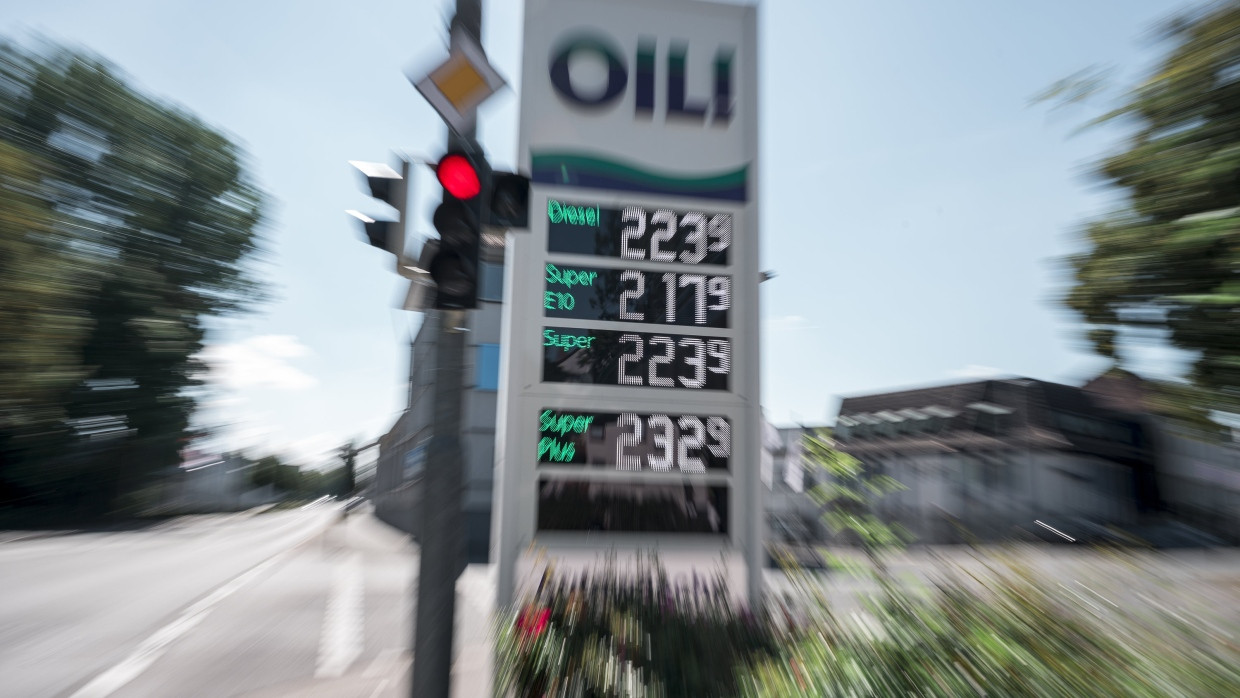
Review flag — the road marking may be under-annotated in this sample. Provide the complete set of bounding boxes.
[368,678,390,698]
[68,553,286,698]
[66,515,332,698]
[1035,519,1076,542]
[316,552,365,678]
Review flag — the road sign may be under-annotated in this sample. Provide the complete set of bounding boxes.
[412,28,506,134]
[493,0,760,606]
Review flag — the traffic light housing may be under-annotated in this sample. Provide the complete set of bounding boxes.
[346,159,410,270]
[487,172,529,228]
[420,151,530,311]
[429,151,487,310]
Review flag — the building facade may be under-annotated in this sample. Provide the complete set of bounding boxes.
[832,378,1155,545]
[762,422,830,566]
[1082,370,1240,544]
[373,249,506,562]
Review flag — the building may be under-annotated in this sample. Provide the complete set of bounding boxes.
[762,422,830,567]
[1083,370,1240,544]
[832,377,1155,544]
[154,451,276,514]
[373,245,506,562]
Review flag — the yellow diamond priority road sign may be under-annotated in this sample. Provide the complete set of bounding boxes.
[412,30,506,135]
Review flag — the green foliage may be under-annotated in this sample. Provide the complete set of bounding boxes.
[246,453,348,500]
[337,441,357,496]
[494,555,781,697]
[0,39,268,515]
[740,552,1240,697]
[1057,1,1240,416]
[495,550,1240,697]
[802,430,911,568]
[249,455,300,493]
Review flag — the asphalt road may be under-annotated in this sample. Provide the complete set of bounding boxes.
[0,504,419,698]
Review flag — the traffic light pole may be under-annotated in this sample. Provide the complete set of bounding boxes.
[411,310,466,698]
[411,2,481,697]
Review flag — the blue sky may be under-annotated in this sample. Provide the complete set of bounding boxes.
[0,0,1198,465]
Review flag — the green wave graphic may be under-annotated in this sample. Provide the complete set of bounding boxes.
[531,151,748,201]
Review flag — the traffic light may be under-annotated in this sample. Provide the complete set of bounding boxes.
[346,159,410,270]
[428,151,487,309]
[487,171,530,228]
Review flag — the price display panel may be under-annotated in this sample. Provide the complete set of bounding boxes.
[536,409,731,471]
[537,478,729,534]
[541,327,730,390]
[546,200,731,266]
[543,263,731,328]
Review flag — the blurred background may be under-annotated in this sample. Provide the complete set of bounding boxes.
[1,0,1239,696]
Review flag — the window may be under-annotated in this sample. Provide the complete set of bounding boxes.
[479,261,504,301]
[404,442,427,481]
[476,344,500,390]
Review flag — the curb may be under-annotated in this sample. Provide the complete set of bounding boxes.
[0,529,80,544]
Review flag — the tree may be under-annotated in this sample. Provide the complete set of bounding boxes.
[1058,1,1240,418]
[802,429,909,576]
[249,455,301,494]
[337,441,358,497]
[0,40,268,515]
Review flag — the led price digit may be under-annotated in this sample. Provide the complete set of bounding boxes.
[614,414,732,472]
[619,207,732,263]
[618,270,644,321]
[679,213,707,264]
[617,335,730,388]
[615,413,643,470]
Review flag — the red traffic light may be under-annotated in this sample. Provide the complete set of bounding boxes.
[436,154,481,200]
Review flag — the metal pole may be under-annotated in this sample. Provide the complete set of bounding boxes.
[411,3,482,697]
[412,311,466,698]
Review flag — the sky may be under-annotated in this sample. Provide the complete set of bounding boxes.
[0,0,1201,466]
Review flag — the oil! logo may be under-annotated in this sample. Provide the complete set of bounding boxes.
[549,34,734,125]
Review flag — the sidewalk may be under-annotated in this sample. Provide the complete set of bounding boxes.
[361,513,497,698]
[235,510,497,698]
[450,564,498,697]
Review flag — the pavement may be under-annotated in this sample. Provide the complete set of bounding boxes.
[0,504,500,698]
[245,512,499,698]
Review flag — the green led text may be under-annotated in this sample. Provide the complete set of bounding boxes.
[545,264,597,288]
[547,199,599,226]
[540,409,595,436]
[543,329,595,349]
[544,291,575,310]
[538,437,576,462]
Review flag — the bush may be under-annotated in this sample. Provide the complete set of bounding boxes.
[495,548,1240,697]
[739,550,1240,697]
[494,554,781,697]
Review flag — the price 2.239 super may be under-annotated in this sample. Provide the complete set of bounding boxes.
[541,327,731,391]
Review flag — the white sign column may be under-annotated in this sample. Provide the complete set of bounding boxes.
[493,0,761,607]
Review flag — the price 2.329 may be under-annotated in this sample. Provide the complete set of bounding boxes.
[614,413,731,473]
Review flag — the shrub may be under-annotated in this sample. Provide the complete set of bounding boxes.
[494,554,782,697]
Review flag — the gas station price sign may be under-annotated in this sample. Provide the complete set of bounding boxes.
[537,408,731,471]
[546,200,732,265]
[543,263,731,328]
[542,326,730,390]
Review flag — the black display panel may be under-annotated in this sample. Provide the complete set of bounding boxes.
[537,478,729,534]
[543,263,730,328]
[542,327,730,390]
[537,409,731,472]
[546,200,731,266]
